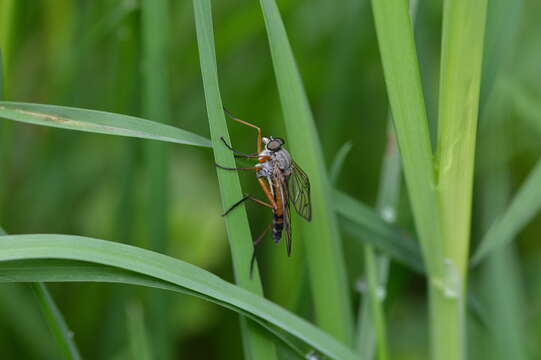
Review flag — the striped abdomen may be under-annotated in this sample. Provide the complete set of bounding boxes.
[272,179,285,243]
[272,212,284,243]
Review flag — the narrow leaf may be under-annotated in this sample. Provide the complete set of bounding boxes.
[473,157,541,264]
[335,190,423,273]
[193,1,278,358]
[369,0,443,275]
[141,0,173,357]
[126,302,153,360]
[0,235,358,360]
[259,0,354,344]
[0,101,211,147]
[31,283,81,360]
[330,141,352,185]
[0,227,80,360]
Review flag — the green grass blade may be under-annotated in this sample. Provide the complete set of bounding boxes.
[2,258,319,360]
[357,4,419,356]
[329,142,353,185]
[193,1,278,359]
[0,101,211,147]
[0,284,58,359]
[0,227,80,359]
[358,119,402,360]
[369,0,442,276]
[510,80,541,138]
[0,235,358,360]
[473,157,541,264]
[141,1,173,357]
[478,117,528,360]
[335,190,423,273]
[0,0,15,95]
[479,0,523,117]
[126,302,153,360]
[31,283,81,360]
[481,246,528,360]
[0,49,3,100]
[436,0,487,277]
[434,1,487,359]
[258,0,354,344]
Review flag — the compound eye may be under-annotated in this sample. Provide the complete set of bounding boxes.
[274,137,285,145]
[267,139,282,151]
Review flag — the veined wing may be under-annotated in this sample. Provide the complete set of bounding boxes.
[285,195,292,256]
[288,161,312,221]
[275,171,293,256]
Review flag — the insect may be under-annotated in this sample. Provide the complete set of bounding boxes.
[215,109,312,275]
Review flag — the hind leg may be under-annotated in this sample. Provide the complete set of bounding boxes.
[250,223,272,278]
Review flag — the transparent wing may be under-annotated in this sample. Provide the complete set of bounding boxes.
[276,175,293,256]
[284,188,293,256]
[288,162,312,221]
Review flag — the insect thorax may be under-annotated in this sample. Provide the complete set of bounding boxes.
[256,148,292,178]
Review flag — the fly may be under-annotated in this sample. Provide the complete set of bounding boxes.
[215,108,312,276]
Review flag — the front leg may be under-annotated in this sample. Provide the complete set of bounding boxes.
[214,163,259,171]
[220,137,259,158]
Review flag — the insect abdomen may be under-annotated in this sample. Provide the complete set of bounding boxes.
[272,213,284,243]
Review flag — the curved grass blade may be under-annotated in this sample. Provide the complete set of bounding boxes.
[479,0,523,120]
[126,301,153,360]
[329,141,353,185]
[141,0,173,357]
[0,227,80,360]
[478,122,528,360]
[370,0,442,279]
[0,235,358,360]
[31,283,81,360]
[258,0,354,344]
[193,1,278,358]
[335,190,423,273]
[472,156,541,265]
[358,119,402,360]
[0,101,211,148]
[1,258,309,359]
[435,1,488,358]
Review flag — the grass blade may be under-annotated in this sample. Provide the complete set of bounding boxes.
[0,235,358,360]
[510,80,541,138]
[335,190,423,273]
[369,0,442,276]
[0,0,15,95]
[0,284,57,359]
[31,283,81,360]
[0,101,211,147]
[126,301,153,360]
[479,0,523,118]
[0,227,80,359]
[141,1,173,357]
[357,120,402,360]
[436,0,487,277]
[329,141,353,185]
[478,113,528,360]
[472,157,541,264]
[0,49,3,100]
[434,0,487,358]
[258,0,354,344]
[193,1,278,358]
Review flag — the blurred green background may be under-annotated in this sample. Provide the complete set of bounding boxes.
[0,0,540,359]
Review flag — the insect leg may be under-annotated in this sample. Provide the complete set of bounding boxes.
[214,163,258,171]
[257,178,278,209]
[220,137,259,158]
[222,194,273,216]
[223,107,263,153]
[250,223,272,278]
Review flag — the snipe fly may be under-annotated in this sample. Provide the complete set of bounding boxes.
[215,109,312,276]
